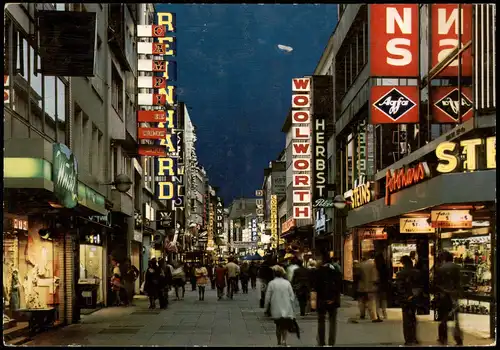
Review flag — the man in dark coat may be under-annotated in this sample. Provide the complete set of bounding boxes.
[396,255,422,346]
[434,251,463,346]
[313,250,342,346]
[291,259,311,316]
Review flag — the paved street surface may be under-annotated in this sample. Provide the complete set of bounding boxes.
[28,283,494,347]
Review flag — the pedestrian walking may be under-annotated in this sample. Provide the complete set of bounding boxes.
[207,263,216,290]
[287,257,300,283]
[332,257,341,272]
[111,272,123,306]
[110,258,123,306]
[375,252,389,320]
[195,263,208,301]
[434,251,463,346]
[265,266,298,346]
[172,262,186,301]
[314,250,342,347]
[291,259,311,316]
[123,258,139,306]
[145,259,160,309]
[225,257,240,299]
[357,251,381,322]
[395,255,422,346]
[215,262,227,300]
[259,255,275,310]
[158,259,170,309]
[240,261,250,294]
[249,261,258,289]
[187,263,197,291]
[234,258,240,293]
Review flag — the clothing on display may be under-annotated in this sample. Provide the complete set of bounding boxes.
[447,235,492,296]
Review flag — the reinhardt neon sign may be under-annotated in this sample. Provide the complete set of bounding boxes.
[385,162,430,206]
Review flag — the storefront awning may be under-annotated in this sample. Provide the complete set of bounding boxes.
[4,157,107,216]
[346,171,496,229]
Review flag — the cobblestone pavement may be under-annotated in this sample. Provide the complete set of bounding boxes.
[27,283,494,347]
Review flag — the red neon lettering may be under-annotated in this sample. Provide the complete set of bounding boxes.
[293,95,309,107]
[294,128,309,138]
[292,111,309,123]
[292,78,310,91]
[153,61,166,72]
[293,143,310,154]
[294,159,309,170]
[294,206,310,218]
[294,175,309,186]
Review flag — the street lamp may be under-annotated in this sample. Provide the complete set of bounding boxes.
[333,194,348,210]
[103,174,133,193]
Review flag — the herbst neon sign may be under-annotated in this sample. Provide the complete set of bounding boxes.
[385,162,431,206]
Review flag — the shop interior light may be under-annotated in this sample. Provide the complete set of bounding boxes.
[48,201,64,208]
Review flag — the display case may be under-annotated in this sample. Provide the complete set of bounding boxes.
[390,243,416,278]
[447,235,492,297]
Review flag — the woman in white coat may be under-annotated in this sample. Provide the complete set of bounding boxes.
[265,266,297,346]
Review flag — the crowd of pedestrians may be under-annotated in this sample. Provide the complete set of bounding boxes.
[109,246,465,347]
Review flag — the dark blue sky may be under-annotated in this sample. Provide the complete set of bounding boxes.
[157,4,338,204]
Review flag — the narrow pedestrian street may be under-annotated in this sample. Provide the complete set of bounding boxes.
[27,283,493,347]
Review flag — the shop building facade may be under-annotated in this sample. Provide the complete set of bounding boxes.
[3,3,162,336]
[310,3,496,339]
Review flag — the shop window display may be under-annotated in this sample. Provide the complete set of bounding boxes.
[390,243,416,278]
[3,217,61,324]
[445,234,492,298]
[79,245,104,305]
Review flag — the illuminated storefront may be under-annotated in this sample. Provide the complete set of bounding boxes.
[3,141,109,329]
[343,130,496,337]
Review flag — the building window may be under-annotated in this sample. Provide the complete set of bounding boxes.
[55,3,67,11]
[30,47,43,104]
[90,124,99,175]
[111,64,123,117]
[91,35,104,97]
[98,131,104,182]
[56,78,67,122]
[44,76,56,120]
[17,35,28,78]
[113,147,119,180]
[74,105,83,163]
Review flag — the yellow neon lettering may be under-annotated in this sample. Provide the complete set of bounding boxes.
[436,141,458,173]
[157,157,174,176]
[460,138,482,171]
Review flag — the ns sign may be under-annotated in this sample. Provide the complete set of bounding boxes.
[370,4,419,77]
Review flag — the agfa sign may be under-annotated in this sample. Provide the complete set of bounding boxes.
[53,143,78,208]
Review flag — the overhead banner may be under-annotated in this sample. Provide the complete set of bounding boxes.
[369,4,419,77]
[291,77,312,219]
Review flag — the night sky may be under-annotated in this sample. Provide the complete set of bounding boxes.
[156,4,338,204]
